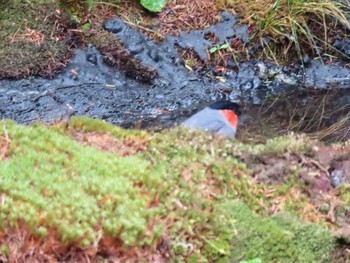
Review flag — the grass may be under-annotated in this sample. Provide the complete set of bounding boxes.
[77,0,122,12]
[221,0,350,63]
[0,117,341,261]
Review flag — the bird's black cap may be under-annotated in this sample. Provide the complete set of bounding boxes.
[208,100,242,116]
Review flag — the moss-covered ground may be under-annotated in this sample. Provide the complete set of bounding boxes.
[0,117,349,262]
[0,0,73,79]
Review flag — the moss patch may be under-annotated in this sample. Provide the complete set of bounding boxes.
[89,31,157,83]
[223,202,334,262]
[0,0,72,79]
[0,118,343,261]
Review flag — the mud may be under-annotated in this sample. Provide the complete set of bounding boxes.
[0,12,350,134]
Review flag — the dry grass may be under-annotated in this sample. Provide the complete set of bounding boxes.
[238,91,350,143]
[286,93,350,141]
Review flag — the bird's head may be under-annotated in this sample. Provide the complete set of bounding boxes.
[208,100,241,129]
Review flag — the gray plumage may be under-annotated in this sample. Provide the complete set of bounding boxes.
[182,107,237,138]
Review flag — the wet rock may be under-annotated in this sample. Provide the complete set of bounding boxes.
[128,43,145,55]
[304,60,350,88]
[102,19,124,34]
[207,12,249,43]
[331,169,345,187]
[333,38,350,57]
[302,54,311,66]
[86,44,98,65]
[177,12,248,61]
[103,18,189,84]
[178,30,212,61]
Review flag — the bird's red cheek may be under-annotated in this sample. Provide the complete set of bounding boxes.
[221,110,238,128]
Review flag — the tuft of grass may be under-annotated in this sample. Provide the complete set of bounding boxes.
[84,0,122,12]
[222,0,350,62]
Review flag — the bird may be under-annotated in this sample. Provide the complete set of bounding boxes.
[182,100,241,138]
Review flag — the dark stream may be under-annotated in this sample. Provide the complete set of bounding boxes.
[0,12,350,140]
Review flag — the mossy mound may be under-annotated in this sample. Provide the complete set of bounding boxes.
[89,31,157,83]
[223,202,334,262]
[0,0,71,79]
[0,118,338,261]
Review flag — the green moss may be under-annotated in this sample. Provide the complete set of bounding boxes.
[0,119,337,260]
[0,120,160,247]
[68,116,149,139]
[250,134,308,157]
[220,201,334,262]
[337,184,350,203]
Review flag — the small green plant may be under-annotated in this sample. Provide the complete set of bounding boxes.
[81,21,91,31]
[209,43,230,54]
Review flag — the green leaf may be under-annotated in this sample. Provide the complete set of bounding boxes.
[81,23,91,31]
[219,43,230,49]
[140,0,166,12]
[209,43,230,54]
[209,47,218,54]
[1,245,8,256]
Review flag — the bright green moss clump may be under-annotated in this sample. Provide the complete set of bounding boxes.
[0,120,161,247]
[221,202,334,262]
